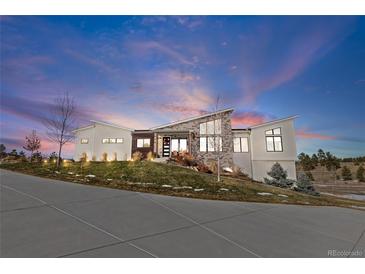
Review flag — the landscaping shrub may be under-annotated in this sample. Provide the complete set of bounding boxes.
[356,165,364,182]
[305,171,314,181]
[197,162,211,173]
[170,151,197,167]
[146,151,156,161]
[264,162,295,188]
[132,151,143,161]
[293,173,319,196]
[341,166,352,181]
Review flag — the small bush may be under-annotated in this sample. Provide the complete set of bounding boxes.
[305,171,314,181]
[356,165,365,182]
[341,166,352,181]
[197,162,211,173]
[132,151,143,162]
[146,151,156,161]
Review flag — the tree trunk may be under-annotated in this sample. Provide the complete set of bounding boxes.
[57,144,62,169]
[217,156,221,182]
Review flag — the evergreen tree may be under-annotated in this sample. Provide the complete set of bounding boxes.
[294,173,319,196]
[264,162,295,188]
[356,165,365,182]
[317,149,326,166]
[341,166,352,181]
[9,149,18,157]
[298,152,315,171]
[0,144,6,158]
[311,153,319,167]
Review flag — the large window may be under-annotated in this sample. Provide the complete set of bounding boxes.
[265,127,283,152]
[199,119,221,135]
[200,136,222,152]
[80,138,88,144]
[171,138,187,152]
[199,119,222,152]
[233,137,248,152]
[137,138,150,148]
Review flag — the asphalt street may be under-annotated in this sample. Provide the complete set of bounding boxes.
[1,169,364,258]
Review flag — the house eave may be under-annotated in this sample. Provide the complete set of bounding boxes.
[149,108,234,130]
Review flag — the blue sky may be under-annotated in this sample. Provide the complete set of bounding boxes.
[1,16,364,157]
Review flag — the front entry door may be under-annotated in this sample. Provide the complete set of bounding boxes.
[162,137,171,157]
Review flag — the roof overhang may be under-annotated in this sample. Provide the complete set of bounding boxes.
[150,108,234,130]
[248,115,299,129]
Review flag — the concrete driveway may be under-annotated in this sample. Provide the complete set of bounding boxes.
[1,169,364,258]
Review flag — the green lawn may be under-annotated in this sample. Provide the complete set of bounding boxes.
[1,160,365,209]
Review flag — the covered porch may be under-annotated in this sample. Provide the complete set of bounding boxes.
[153,130,194,158]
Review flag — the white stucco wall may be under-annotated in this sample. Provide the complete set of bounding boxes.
[250,118,297,182]
[74,123,132,161]
[232,131,252,177]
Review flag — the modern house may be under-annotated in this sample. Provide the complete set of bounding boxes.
[73,108,298,182]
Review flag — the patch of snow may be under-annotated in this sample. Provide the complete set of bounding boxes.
[219,188,229,192]
[67,172,74,175]
[85,174,96,178]
[278,194,288,198]
[75,174,81,177]
[106,179,113,181]
[194,188,204,192]
[54,171,60,174]
[173,186,184,190]
[257,192,273,196]
[223,167,233,173]
[162,184,172,188]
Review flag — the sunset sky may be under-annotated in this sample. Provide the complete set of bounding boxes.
[1,16,364,157]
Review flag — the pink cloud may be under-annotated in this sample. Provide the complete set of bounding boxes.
[296,129,336,140]
[231,111,268,127]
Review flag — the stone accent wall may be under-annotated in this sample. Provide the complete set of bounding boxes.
[158,110,234,167]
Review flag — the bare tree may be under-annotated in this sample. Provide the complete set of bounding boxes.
[23,130,41,161]
[208,95,223,182]
[43,92,76,168]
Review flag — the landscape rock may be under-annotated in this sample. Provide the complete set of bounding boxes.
[85,174,96,178]
[223,167,233,173]
[257,192,273,196]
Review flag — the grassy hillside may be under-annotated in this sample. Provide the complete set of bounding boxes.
[1,161,365,209]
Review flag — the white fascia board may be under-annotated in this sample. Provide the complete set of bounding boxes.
[90,120,134,131]
[150,108,234,130]
[249,115,299,129]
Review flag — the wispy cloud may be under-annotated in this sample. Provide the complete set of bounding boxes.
[239,17,357,103]
[128,40,195,66]
[296,129,336,140]
[231,111,269,127]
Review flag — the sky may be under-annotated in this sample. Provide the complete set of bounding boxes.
[1,16,364,158]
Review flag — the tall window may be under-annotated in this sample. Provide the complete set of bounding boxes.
[199,119,222,152]
[200,136,222,152]
[137,138,150,148]
[200,119,221,135]
[265,127,283,152]
[233,137,248,152]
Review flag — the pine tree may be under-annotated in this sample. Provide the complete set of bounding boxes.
[0,144,6,158]
[356,165,365,182]
[317,149,326,166]
[311,153,319,167]
[341,166,352,181]
[23,130,41,162]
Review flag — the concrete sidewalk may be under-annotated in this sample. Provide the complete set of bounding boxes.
[1,169,364,258]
